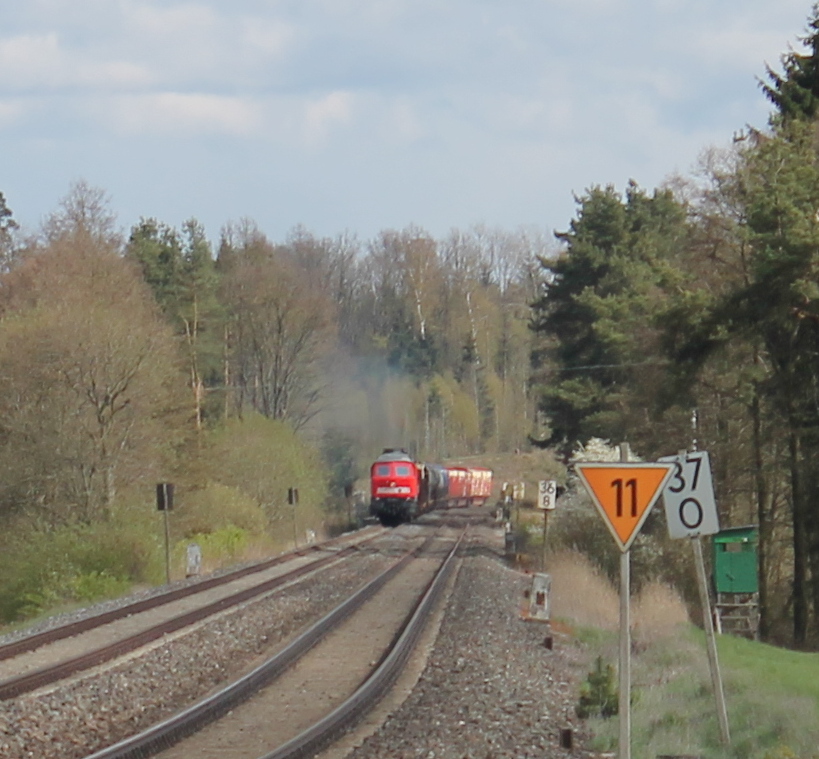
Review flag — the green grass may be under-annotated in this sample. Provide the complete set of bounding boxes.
[579,624,819,759]
[719,634,819,710]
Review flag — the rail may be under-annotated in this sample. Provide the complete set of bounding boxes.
[81,533,461,759]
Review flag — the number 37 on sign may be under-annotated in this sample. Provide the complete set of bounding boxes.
[658,451,720,540]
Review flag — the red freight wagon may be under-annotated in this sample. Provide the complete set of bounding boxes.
[468,467,493,506]
[447,466,470,507]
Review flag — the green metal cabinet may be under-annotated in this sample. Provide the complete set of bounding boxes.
[713,525,758,594]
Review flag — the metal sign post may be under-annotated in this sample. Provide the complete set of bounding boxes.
[156,483,174,584]
[618,444,631,759]
[693,534,731,745]
[619,545,630,759]
[538,480,557,571]
[288,487,299,548]
[575,446,674,759]
[660,450,730,746]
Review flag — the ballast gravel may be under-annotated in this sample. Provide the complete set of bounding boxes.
[0,527,600,759]
[0,552,395,759]
[345,546,597,759]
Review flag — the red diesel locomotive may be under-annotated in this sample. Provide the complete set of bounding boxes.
[369,449,493,526]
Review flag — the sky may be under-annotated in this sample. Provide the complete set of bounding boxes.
[0,0,814,245]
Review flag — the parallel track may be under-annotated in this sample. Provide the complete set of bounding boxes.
[0,528,385,700]
[82,529,464,759]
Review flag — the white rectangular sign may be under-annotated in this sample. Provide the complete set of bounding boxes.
[658,451,720,539]
[538,479,557,510]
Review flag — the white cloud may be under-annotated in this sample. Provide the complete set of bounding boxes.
[106,92,262,135]
[0,33,62,87]
[384,98,426,145]
[240,18,295,58]
[123,1,220,39]
[0,100,27,128]
[0,32,151,91]
[303,91,354,146]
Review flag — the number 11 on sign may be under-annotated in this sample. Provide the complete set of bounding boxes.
[575,463,674,552]
[613,478,637,517]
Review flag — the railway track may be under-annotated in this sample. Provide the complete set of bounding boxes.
[0,527,387,701]
[81,526,465,759]
[3,510,591,759]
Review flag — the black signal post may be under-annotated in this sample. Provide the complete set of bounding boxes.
[288,487,299,548]
[156,483,174,583]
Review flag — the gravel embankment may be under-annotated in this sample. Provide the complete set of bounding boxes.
[346,546,597,759]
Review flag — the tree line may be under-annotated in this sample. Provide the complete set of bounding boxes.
[6,6,819,649]
[0,180,547,621]
[530,4,819,647]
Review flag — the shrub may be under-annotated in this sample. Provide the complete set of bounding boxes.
[179,525,250,566]
[204,413,330,542]
[173,483,267,538]
[0,516,160,624]
[576,656,618,719]
[72,571,131,602]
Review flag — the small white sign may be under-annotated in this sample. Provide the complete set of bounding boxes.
[513,482,525,501]
[538,479,557,510]
[186,543,202,578]
[659,451,720,539]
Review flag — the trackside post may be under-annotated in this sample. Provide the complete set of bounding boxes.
[618,444,631,759]
[156,483,174,584]
[660,449,730,746]
[574,445,674,759]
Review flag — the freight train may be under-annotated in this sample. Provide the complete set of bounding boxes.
[369,448,493,526]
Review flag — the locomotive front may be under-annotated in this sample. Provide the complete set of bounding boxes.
[369,449,421,526]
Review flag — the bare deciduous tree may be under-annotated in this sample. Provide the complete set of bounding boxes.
[0,190,186,525]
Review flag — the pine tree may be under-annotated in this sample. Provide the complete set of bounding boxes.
[760,4,819,123]
[0,192,18,271]
[126,218,222,431]
[529,183,688,456]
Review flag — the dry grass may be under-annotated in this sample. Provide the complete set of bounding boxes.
[632,581,690,645]
[546,550,619,631]
[545,550,689,640]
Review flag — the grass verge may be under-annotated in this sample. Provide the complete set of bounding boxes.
[575,616,819,758]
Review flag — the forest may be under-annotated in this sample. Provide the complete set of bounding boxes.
[0,180,548,626]
[4,6,819,650]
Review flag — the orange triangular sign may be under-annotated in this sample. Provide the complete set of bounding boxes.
[575,463,675,552]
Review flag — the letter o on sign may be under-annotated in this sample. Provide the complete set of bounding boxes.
[679,497,704,530]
